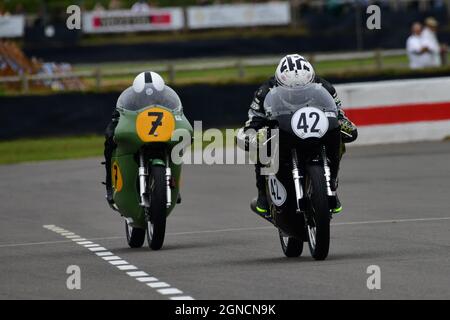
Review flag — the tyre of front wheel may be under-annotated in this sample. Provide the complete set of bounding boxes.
[305,164,330,260]
[279,230,303,258]
[146,165,167,251]
[125,221,145,248]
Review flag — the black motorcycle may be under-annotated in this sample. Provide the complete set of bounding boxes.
[252,84,341,261]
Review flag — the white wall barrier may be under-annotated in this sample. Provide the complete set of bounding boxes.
[335,77,450,145]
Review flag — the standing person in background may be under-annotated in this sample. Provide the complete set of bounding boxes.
[421,17,442,67]
[406,22,428,69]
[131,0,151,12]
[109,0,122,10]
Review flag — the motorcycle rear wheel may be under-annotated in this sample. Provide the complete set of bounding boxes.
[146,165,167,251]
[305,164,330,261]
[278,230,303,257]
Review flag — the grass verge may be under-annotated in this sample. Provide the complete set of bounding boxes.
[0,135,104,165]
[0,129,238,165]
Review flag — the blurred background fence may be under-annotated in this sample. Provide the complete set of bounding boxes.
[0,48,413,93]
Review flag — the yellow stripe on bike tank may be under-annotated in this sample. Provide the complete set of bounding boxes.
[112,161,123,192]
[136,107,175,142]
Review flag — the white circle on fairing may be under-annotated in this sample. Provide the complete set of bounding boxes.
[268,176,287,207]
[291,107,329,139]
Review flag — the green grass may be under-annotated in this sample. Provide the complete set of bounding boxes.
[0,129,238,164]
[0,135,104,164]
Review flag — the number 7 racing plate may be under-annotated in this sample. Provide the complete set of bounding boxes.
[136,107,176,142]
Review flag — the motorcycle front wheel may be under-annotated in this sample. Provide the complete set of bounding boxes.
[125,221,145,248]
[146,165,167,250]
[305,164,330,261]
[278,229,303,258]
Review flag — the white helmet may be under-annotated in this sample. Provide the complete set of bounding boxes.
[132,71,165,93]
[275,54,315,88]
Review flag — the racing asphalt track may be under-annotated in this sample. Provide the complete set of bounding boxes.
[0,141,449,300]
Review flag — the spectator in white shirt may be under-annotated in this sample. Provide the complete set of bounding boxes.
[420,17,442,67]
[406,22,428,69]
[131,0,151,12]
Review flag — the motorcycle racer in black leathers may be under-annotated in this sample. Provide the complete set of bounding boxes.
[243,54,358,215]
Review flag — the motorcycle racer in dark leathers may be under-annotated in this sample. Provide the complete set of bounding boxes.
[242,54,358,215]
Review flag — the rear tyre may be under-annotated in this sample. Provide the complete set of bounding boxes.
[146,165,167,251]
[305,164,330,261]
[125,221,145,248]
[279,230,303,258]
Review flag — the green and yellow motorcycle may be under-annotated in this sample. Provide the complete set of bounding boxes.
[110,75,193,250]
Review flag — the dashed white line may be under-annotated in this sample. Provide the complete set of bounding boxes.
[147,282,170,289]
[84,244,99,248]
[109,260,129,266]
[158,288,183,295]
[6,216,448,250]
[117,265,138,271]
[96,252,113,257]
[170,296,195,300]
[77,241,93,245]
[136,277,158,282]
[88,247,107,252]
[42,225,193,300]
[127,271,148,277]
[102,255,121,261]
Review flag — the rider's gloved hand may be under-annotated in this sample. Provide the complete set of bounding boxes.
[338,110,358,143]
[236,128,267,151]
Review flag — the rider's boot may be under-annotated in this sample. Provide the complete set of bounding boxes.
[330,178,342,214]
[103,137,118,210]
[103,160,117,210]
[252,189,269,215]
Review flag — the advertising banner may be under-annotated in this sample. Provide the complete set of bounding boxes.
[187,2,291,29]
[82,8,184,33]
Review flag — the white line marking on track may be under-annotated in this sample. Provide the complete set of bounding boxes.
[109,260,129,266]
[77,241,93,245]
[147,282,170,288]
[117,265,138,271]
[170,296,195,300]
[332,217,450,226]
[42,225,193,300]
[3,217,449,249]
[127,271,148,277]
[136,277,158,282]
[158,288,183,295]
[96,251,113,257]
[88,247,107,252]
[102,256,121,261]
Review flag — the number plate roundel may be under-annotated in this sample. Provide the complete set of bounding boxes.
[268,176,287,206]
[136,107,175,142]
[291,107,329,139]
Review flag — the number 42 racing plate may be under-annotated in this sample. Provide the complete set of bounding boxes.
[136,107,175,142]
[291,107,329,139]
